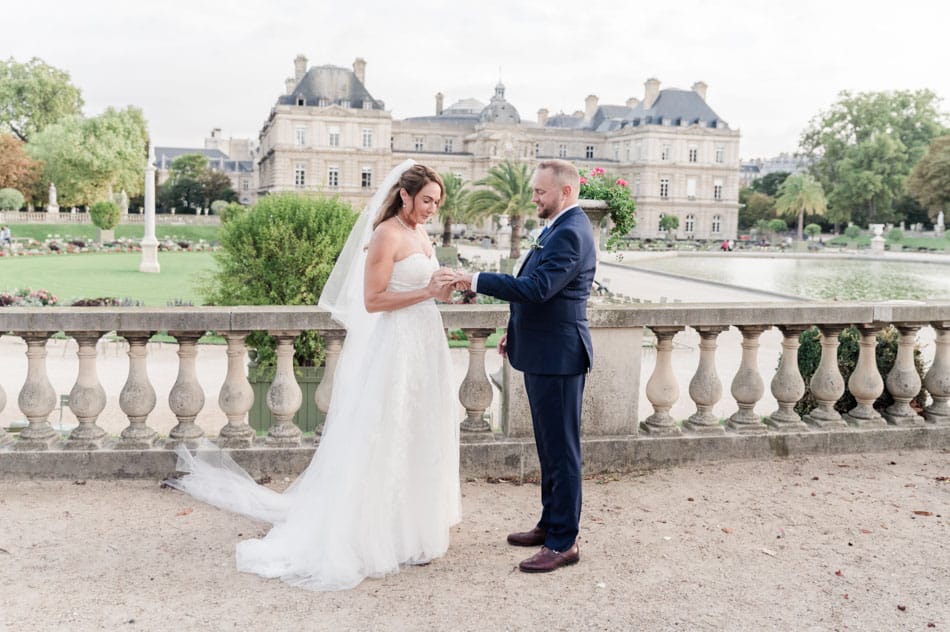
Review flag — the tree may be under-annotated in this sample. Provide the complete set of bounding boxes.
[0,57,84,141]
[88,200,120,231]
[799,89,948,226]
[199,170,238,210]
[804,223,822,240]
[160,153,236,213]
[738,189,776,230]
[775,173,827,241]
[905,135,950,219]
[659,214,679,240]
[467,161,534,258]
[0,134,42,197]
[749,171,790,197]
[0,187,25,210]
[437,172,469,247]
[26,106,148,206]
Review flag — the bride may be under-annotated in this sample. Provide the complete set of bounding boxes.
[167,161,461,591]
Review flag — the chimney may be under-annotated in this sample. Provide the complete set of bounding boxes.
[537,108,549,125]
[572,110,584,118]
[294,54,307,82]
[584,94,599,120]
[643,78,660,109]
[692,81,708,101]
[435,92,444,116]
[353,57,366,84]
[285,77,296,95]
[210,128,221,139]
[626,97,640,108]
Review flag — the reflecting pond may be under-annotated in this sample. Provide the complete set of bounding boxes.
[629,256,950,301]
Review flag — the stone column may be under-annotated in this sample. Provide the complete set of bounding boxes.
[765,325,808,430]
[64,332,108,449]
[140,145,160,273]
[266,331,303,446]
[315,330,345,415]
[727,326,768,433]
[117,333,158,449]
[459,328,495,433]
[803,325,848,429]
[0,380,9,447]
[883,324,925,426]
[640,326,683,435]
[682,326,725,434]
[923,321,950,424]
[167,333,205,445]
[217,332,256,448]
[15,333,59,450]
[843,326,886,428]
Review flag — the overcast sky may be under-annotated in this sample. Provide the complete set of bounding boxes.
[6,0,948,159]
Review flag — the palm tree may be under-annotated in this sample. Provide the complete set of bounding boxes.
[437,173,469,247]
[467,161,535,259]
[775,173,827,241]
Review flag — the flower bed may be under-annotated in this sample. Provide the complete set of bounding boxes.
[0,235,218,257]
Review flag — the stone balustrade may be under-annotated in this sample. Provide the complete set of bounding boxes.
[0,211,220,225]
[1,302,949,479]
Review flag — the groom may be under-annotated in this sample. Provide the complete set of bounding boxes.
[453,159,596,572]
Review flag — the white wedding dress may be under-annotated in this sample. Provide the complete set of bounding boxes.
[168,251,461,591]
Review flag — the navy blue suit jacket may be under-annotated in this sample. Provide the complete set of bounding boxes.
[477,206,596,375]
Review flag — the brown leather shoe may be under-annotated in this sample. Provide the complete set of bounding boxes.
[507,527,547,547]
[518,543,580,573]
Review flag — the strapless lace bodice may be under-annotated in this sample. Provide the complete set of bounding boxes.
[388,252,438,292]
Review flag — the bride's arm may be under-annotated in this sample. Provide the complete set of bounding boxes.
[363,226,451,313]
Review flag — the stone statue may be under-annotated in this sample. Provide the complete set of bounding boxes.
[47,183,59,213]
[119,190,129,214]
[938,210,945,228]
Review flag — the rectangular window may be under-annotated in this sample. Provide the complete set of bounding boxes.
[558,144,568,158]
[241,179,249,192]
[327,167,339,188]
[295,126,306,147]
[414,136,424,151]
[635,142,642,161]
[634,176,640,197]
[712,215,722,233]
[714,180,723,200]
[361,168,372,189]
[715,146,724,163]
[613,144,620,161]
[444,138,453,153]
[585,145,594,159]
[294,163,305,188]
[661,144,671,161]
[328,127,340,147]
[625,143,631,161]
[686,178,697,199]
[685,214,695,233]
[659,178,670,199]
[361,129,373,148]
[688,146,698,163]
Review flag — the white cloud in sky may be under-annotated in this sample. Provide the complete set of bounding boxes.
[6,0,948,158]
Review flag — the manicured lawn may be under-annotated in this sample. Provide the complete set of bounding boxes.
[5,223,221,244]
[0,251,216,306]
[827,234,950,251]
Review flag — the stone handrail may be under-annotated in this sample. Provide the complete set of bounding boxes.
[1,302,948,478]
[0,211,221,226]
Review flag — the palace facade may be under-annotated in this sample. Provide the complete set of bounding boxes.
[256,55,741,239]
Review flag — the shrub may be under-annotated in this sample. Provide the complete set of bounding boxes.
[210,200,230,215]
[768,218,788,233]
[205,192,358,367]
[88,200,121,230]
[804,223,821,239]
[794,326,927,417]
[0,188,25,211]
[218,202,246,223]
[887,228,904,242]
[844,225,861,240]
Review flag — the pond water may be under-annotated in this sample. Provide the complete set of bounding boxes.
[629,256,950,301]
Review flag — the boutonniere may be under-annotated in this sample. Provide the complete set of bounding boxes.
[528,236,544,251]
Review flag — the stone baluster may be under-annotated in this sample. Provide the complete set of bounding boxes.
[217,332,256,448]
[765,325,808,430]
[727,326,768,433]
[266,331,303,446]
[682,326,725,434]
[15,333,59,450]
[315,330,346,415]
[64,332,108,449]
[640,326,683,435]
[843,325,885,428]
[167,333,206,445]
[117,333,158,449]
[923,321,950,424]
[0,379,9,447]
[459,328,495,433]
[803,325,848,429]
[883,323,925,426]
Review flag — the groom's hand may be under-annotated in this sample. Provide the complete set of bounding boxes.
[497,333,507,358]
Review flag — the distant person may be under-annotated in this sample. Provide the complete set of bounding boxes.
[0,226,11,246]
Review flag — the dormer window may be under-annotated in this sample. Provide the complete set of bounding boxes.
[296,96,306,106]
[318,98,328,107]
[340,99,350,108]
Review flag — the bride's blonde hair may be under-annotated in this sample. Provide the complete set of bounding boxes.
[372,164,445,230]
